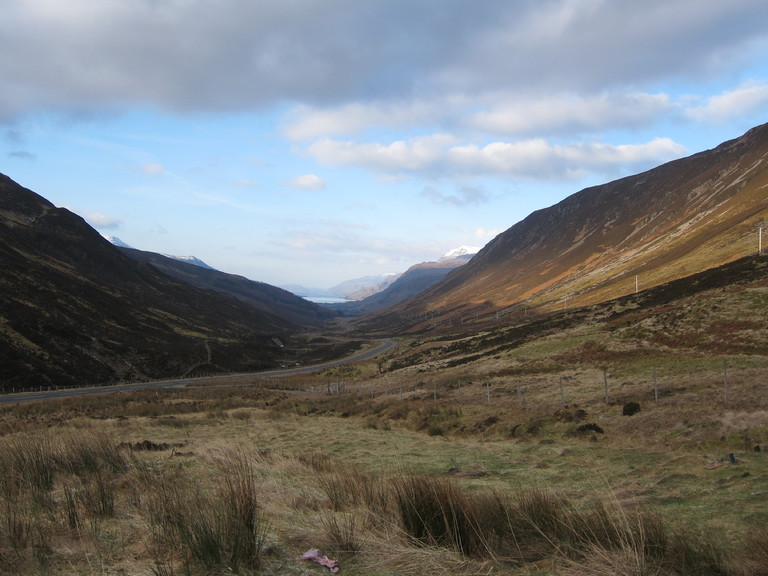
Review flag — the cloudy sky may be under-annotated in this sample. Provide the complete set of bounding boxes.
[3,0,768,290]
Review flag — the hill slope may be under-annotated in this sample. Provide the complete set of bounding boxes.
[367,123,768,332]
[0,174,323,389]
[329,255,473,315]
[120,247,336,327]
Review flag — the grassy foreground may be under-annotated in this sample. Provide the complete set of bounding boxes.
[2,260,767,574]
[0,370,766,575]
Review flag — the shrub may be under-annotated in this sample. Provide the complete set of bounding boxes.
[622,401,641,416]
[575,422,604,434]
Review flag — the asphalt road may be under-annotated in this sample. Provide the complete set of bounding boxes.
[0,338,395,405]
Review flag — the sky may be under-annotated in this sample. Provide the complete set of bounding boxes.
[2,0,768,290]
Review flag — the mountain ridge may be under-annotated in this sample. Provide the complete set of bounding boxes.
[327,252,476,315]
[361,123,768,332]
[0,173,332,389]
[119,247,336,327]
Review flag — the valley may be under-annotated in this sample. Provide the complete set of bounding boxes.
[1,252,766,574]
[1,124,767,575]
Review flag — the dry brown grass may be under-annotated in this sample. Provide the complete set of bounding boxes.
[0,383,766,575]
[1,264,766,574]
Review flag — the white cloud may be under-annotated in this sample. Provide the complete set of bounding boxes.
[282,104,391,140]
[474,227,502,241]
[275,219,436,264]
[285,174,326,190]
[468,92,671,137]
[283,91,675,142]
[685,82,768,122]
[142,163,166,175]
[281,99,458,140]
[448,138,687,179]
[422,184,489,206]
[307,134,686,181]
[307,134,456,174]
[2,0,767,120]
[82,211,122,229]
[8,150,35,160]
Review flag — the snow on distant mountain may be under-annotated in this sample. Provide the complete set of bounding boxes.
[101,235,215,270]
[441,245,481,260]
[102,234,134,249]
[164,255,216,270]
[325,247,480,302]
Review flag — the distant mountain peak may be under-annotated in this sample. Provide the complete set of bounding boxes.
[163,254,216,270]
[102,235,215,270]
[441,245,481,260]
[102,234,134,249]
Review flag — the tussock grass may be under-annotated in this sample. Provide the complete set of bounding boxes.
[737,524,768,576]
[0,417,765,575]
[387,475,737,575]
[0,430,130,573]
[138,449,267,574]
[1,253,766,573]
[392,473,489,557]
[1,340,767,575]
[322,510,362,553]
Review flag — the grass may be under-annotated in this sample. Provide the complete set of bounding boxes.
[0,391,766,575]
[0,264,766,574]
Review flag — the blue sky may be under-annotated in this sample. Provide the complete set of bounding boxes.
[2,1,768,289]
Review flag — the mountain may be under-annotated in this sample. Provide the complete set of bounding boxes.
[0,174,331,389]
[103,235,217,270]
[323,247,480,304]
[102,234,134,249]
[120,247,336,327]
[164,254,216,270]
[326,273,402,301]
[441,245,481,260]
[328,251,476,315]
[363,123,768,332]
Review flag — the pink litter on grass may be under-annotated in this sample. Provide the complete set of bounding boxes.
[301,548,340,573]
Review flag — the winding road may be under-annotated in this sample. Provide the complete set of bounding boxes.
[0,338,395,405]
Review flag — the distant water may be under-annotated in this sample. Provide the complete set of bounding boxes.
[303,295,350,304]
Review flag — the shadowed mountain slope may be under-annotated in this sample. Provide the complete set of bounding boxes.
[0,174,327,389]
[328,256,473,316]
[120,248,336,327]
[363,123,768,333]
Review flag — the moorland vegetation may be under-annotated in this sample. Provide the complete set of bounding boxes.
[1,256,766,575]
